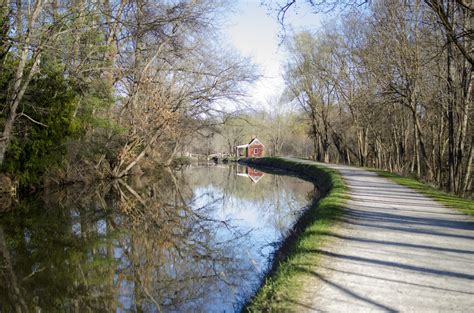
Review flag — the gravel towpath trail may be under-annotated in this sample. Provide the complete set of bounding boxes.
[294,161,474,312]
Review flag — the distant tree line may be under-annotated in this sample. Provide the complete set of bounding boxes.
[273,0,472,194]
[0,0,255,186]
[185,105,314,159]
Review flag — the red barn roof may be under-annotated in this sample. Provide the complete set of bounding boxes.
[248,137,264,146]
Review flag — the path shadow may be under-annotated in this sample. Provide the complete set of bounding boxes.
[303,249,474,280]
[341,218,474,241]
[305,231,474,255]
[294,266,399,312]
[316,264,474,295]
[343,208,474,231]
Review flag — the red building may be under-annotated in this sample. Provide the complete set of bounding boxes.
[236,137,265,158]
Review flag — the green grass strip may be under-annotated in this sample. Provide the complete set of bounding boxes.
[373,170,473,217]
[240,157,348,312]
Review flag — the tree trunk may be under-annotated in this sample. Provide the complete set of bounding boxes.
[0,55,40,166]
[357,128,368,167]
[454,10,472,189]
[447,13,456,192]
[0,0,43,166]
[447,103,456,192]
[462,142,472,194]
[309,112,321,161]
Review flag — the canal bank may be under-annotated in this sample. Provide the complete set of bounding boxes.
[238,157,348,312]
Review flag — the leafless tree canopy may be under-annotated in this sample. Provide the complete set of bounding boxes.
[268,0,472,194]
[0,0,256,180]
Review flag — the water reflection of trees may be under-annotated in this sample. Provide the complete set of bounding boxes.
[0,169,255,312]
[185,165,316,236]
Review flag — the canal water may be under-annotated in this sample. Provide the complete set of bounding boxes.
[0,164,315,312]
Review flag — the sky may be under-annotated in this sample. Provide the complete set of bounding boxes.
[221,0,327,110]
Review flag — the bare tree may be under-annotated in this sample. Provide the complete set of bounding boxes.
[0,0,45,165]
[279,0,472,195]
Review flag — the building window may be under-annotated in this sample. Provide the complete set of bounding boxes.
[254,148,258,154]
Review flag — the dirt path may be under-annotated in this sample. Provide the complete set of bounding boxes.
[295,161,474,312]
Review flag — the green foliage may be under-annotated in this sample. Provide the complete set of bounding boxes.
[1,59,83,185]
[0,46,117,186]
[241,157,348,311]
[0,56,15,119]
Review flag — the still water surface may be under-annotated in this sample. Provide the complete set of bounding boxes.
[0,164,315,312]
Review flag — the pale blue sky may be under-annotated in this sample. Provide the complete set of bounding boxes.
[222,0,326,108]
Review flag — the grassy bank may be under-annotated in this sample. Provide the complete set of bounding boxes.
[374,170,474,217]
[239,157,347,312]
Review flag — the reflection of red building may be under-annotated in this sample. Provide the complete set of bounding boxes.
[246,167,264,183]
[236,137,265,158]
[236,164,265,184]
